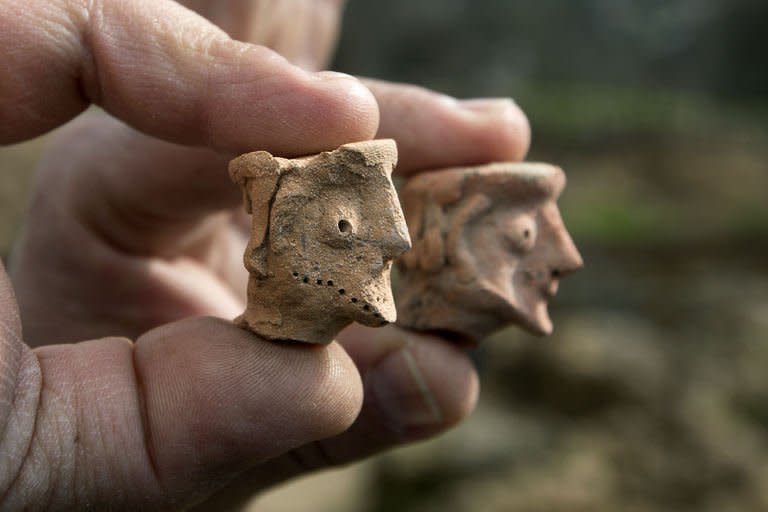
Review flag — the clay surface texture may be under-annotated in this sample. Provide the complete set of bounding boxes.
[230,139,411,344]
[397,163,582,343]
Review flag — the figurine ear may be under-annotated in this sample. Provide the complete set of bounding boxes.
[419,202,445,272]
[229,152,282,277]
[446,193,491,283]
[243,172,281,277]
[247,173,280,246]
[400,194,445,272]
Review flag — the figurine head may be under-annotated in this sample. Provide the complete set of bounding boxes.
[397,163,582,342]
[230,139,411,344]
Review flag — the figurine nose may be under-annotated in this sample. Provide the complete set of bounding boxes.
[379,229,412,261]
[549,232,583,278]
[375,195,412,261]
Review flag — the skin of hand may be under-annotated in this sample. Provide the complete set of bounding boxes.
[1,0,530,510]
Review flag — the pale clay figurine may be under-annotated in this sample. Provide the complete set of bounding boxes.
[396,163,583,344]
[229,139,411,344]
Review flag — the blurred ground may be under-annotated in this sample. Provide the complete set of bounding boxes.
[2,1,767,511]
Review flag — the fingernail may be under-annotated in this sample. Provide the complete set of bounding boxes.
[458,97,517,115]
[366,343,443,436]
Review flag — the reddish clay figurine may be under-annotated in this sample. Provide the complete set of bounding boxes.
[396,163,582,343]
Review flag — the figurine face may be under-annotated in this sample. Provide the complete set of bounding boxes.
[466,199,582,336]
[269,169,411,327]
[396,163,582,342]
[230,139,410,344]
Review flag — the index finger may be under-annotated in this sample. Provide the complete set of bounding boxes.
[0,0,378,154]
[363,79,530,174]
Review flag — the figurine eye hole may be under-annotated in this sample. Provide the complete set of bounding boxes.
[338,219,353,234]
[500,215,537,252]
[519,225,537,250]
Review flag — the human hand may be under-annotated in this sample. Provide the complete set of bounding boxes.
[2,0,529,509]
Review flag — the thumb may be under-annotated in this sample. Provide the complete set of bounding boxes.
[0,305,363,509]
[0,0,378,154]
[133,318,363,502]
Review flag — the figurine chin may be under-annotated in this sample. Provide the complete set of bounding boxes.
[519,306,553,336]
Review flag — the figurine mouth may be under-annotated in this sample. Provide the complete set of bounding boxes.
[292,270,393,325]
[519,269,559,299]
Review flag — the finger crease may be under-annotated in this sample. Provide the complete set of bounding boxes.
[129,343,163,492]
[286,446,316,472]
[313,439,345,469]
[400,347,443,424]
[0,350,43,507]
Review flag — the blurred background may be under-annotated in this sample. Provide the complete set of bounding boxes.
[2,1,767,511]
